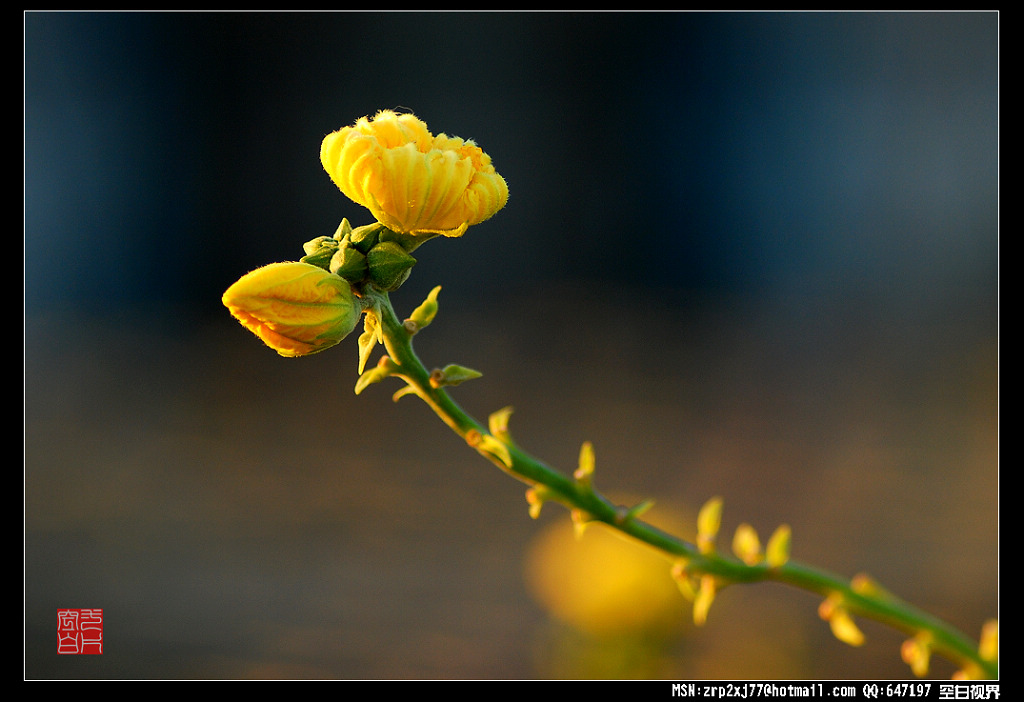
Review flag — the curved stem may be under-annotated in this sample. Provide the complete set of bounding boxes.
[370,289,996,680]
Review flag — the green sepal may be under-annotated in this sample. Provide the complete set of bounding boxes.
[378,227,442,253]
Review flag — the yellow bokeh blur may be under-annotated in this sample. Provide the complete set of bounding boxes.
[523,499,694,640]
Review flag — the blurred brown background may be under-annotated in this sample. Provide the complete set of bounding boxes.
[25,11,997,679]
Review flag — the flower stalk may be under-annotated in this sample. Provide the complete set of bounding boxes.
[360,286,995,679]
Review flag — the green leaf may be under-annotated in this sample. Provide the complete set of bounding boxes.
[430,364,483,388]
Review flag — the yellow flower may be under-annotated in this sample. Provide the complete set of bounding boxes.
[222,262,360,357]
[320,110,508,237]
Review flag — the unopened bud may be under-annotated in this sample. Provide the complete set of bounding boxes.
[223,261,360,357]
[300,236,340,270]
[366,241,417,291]
[348,222,385,254]
[329,244,368,283]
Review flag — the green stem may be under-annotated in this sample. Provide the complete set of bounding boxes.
[370,288,996,680]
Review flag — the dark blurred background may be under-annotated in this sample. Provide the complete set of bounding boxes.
[25,11,997,679]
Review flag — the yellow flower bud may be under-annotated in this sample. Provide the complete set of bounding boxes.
[692,574,717,626]
[222,262,360,357]
[365,241,416,291]
[696,496,723,554]
[818,595,865,647]
[828,609,866,647]
[901,635,932,677]
[732,523,763,565]
[574,441,596,483]
[321,110,509,237]
[765,524,792,567]
[979,619,998,662]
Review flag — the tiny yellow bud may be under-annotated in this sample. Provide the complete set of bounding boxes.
[901,635,932,677]
[692,575,717,626]
[732,523,763,565]
[525,487,545,519]
[819,596,865,647]
[979,619,998,662]
[765,524,791,567]
[356,309,383,374]
[850,572,892,600]
[571,509,591,539]
[476,433,513,469]
[488,405,515,444]
[670,561,697,600]
[830,609,866,647]
[222,262,360,357]
[697,497,723,554]
[321,110,508,237]
[406,285,442,332]
[574,441,595,483]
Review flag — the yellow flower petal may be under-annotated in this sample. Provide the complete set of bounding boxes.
[321,110,508,236]
[223,262,360,357]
